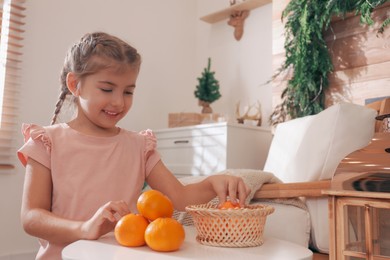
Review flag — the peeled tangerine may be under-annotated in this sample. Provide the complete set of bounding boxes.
[144,217,185,252]
[218,200,241,209]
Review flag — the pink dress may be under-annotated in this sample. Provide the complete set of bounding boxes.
[17,123,161,260]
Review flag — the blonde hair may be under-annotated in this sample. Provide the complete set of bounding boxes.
[50,32,141,125]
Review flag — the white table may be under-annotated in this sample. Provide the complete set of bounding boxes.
[62,226,313,260]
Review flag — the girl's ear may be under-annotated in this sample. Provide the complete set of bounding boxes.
[66,72,80,96]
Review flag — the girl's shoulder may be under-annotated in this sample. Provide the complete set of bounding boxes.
[21,123,74,144]
[22,122,66,137]
[120,128,157,152]
[20,123,64,152]
[22,122,66,131]
[120,128,155,139]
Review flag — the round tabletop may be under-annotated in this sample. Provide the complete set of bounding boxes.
[62,226,313,260]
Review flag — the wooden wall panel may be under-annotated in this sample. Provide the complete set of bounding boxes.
[272,1,390,111]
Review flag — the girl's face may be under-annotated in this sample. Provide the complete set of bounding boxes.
[70,65,139,135]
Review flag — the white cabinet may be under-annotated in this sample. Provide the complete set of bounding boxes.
[154,122,273,177]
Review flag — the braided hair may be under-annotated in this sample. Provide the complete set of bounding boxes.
[50,32,141,125]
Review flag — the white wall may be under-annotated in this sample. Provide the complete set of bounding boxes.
[0,0,272,256]
[196,0,272,125]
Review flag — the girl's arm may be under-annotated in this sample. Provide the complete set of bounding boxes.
[146,161,250,211]
[21,158,129,245]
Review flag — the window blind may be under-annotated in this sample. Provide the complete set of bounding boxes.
[0,0,25,171]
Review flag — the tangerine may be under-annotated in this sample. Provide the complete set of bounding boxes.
[218,200,240,209]
[114,213,149,247]
[137,190,174,221]
[144,217,185,252]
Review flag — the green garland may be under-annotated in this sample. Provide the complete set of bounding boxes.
[270,0,390,125]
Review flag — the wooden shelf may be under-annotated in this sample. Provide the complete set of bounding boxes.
[200,0,272,24]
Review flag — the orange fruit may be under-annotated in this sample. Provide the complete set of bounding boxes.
[218,200,240,209]
[144,217,185,252]
[137,190,174,221]
[114,213,149,247]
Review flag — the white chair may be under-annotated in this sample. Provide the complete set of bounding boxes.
[254,102,377,257]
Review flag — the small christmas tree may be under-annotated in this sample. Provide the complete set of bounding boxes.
[194,58,221,113]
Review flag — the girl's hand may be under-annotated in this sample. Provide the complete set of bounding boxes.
[81,200,130,240]
[206,175,251,207]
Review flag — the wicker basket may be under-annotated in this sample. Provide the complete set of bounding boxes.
[185,203,274,248]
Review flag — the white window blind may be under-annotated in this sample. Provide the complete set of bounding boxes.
[0,0,25,171]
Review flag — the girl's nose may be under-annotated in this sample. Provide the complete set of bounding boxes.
[111,93,124,108]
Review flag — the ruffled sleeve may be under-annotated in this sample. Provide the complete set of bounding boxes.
[18,123,52,167]
[139,129,157,155]
[21,124,52,151]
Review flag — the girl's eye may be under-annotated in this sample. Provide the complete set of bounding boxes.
[101,88,112,93]
[124,91,134,95]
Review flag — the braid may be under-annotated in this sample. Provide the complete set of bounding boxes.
[51,88,70,125]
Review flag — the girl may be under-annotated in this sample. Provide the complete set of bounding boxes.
[17,32,250,260]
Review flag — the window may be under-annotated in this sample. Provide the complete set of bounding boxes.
[0,0,26,171]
